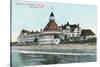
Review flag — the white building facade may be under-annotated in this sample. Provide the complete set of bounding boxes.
[59,22,81,41]
[17,30,39,45]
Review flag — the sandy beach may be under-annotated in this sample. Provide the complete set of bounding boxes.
[11,44,96,53]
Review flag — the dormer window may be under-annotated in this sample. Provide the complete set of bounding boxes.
[78,28,80,31]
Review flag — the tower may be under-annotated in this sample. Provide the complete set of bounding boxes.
[39,11,61,45]
[43,12,58,31]
[49,12,55,21]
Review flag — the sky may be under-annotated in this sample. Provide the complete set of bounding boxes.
[11,0,97,42]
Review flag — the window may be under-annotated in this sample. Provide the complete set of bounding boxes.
[72,34,74,37]
[54,35,59,38]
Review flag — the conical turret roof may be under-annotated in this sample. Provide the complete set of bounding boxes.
[50,12,54,16]
[43,20,58,31]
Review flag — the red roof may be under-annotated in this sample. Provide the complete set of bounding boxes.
[43,20,59,31]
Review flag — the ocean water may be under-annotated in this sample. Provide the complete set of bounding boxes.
[11,49,96,67]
